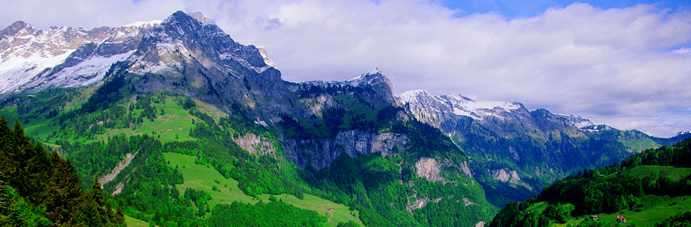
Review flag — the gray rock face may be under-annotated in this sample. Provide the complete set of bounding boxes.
[233,133,276,156]
[415,158,443,182]
[282,130,408,169]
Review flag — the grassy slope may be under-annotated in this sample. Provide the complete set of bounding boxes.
[15,96,205,144]
[163,152,363,226]
[555,195,691,227]
[622,165,691,181]
[521,165,691,226]
[124,214,151,227]
[619,137,660,153]
[94,97,198,143]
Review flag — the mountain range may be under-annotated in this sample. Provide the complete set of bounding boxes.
[1,11,688,226]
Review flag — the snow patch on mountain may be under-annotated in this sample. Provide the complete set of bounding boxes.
[398,89,521,120]
[0,50,74,93]
[347,68,383,85]
[44,50,135,88]
[560,114,595,129]
[397,89,427,104]
[581,124,614,132]
[0,20,146,94]
[256,46,275,68]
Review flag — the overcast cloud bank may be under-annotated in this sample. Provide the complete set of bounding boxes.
[1,0,690,137]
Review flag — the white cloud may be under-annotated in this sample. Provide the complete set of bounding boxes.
[0,0,184,29]
[1,0,690,137]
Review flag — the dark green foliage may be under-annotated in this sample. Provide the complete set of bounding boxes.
[179,96,196,110]
[358,207,394,227]
[0,184,51,226]
[106,136,195,226]
[622,138,691,168]
[58,134,134,186]
[74,178,125,226]
[337,220,360,227]
[490,138,691,226]
[3,89,76,125]
[656,211,691,227]
[206,200,326,226]
[0,116,125,226]
[543,203,574,223]
[81,74,128,113]
[0,119,51,205]
[489,202,550,227]
[44,151,82,224]
[184,188,211,217]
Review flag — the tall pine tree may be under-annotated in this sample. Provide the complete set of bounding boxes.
[44,151,83,225]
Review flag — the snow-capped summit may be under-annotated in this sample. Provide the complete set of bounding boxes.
[397,89,429,104]
[398,89,521,121]
[0,20,147,94]
[0,11,275,95]
[347,68,384,84]
[560,114,595,129]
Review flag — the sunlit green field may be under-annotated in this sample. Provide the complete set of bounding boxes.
[554,195,691,226]
[124,214,151,227]
[163,152,363,226]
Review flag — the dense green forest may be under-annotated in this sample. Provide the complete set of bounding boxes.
[490,138,691,226]
[0,116,125,226]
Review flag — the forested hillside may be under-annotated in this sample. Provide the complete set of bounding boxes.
[490,138,691,226]
[0,79,493,226]
[0,116,125,226]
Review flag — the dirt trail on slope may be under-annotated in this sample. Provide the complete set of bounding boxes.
[99,151,137,186]
[325,208,334,224]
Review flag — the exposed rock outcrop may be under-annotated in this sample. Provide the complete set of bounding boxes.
[234,133,276,156]
[415,158,444,182]
[282,130,407,169]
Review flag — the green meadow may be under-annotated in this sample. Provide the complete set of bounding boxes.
[623,165,691,181]
[163,152,363,226]
[556,195,691,226]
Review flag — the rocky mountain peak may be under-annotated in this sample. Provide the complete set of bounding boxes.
[162,10,203,33]
[129,11,268,78]
[399,89,523,121]
[0,21,31,38]
[346,68,395,102]
[0,10,281,96]
[560,114,594,128]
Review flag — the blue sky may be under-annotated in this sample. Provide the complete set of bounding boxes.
[1,0,690,137]
[443,0,689,18]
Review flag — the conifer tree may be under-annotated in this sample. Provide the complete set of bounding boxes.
[74,177,124,226]
[6,120,51,205]
[0,181,51,226]
[44,151,83,225]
